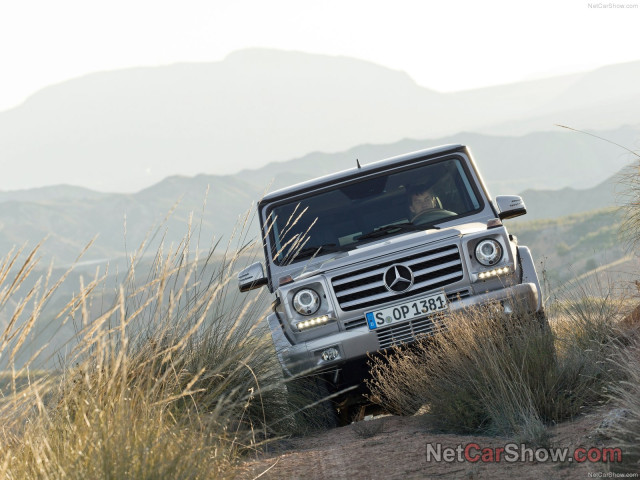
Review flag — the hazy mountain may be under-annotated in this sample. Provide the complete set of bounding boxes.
[239,126,639,194]
[0,128,633,265]
[517,175,621,222]
[1,48,639,192]
[453,61,640,136]
[1,128,634,370]
[509,207,631,290]
[0,185,109,203]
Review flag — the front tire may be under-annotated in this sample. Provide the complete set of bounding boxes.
[286,375,339,432]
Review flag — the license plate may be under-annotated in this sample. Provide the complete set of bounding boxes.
[365,292,448,330]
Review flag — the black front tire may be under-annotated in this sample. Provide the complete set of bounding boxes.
[286,376,339,432]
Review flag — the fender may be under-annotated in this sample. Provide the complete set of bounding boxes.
[517,245,543,312]
[266,312,294,375]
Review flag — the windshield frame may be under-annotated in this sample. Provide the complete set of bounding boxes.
[262,153,487,267]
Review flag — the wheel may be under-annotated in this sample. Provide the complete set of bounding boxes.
[535,309,557,357]
[412,208,457,225]
[535,309,550,331]
[286,375,339,432]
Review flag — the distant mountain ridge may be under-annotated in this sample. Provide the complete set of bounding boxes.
[1,48,640,192]
[0,128,634,265]
[517,175,620,222]
[237,127,639,194]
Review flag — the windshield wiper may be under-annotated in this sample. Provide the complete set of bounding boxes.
[357,222,438,242]
[287,244,345,261]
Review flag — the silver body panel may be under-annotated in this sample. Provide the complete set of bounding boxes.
[253,145,543,381]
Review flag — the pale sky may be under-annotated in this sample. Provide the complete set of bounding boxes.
[1,0,639,112]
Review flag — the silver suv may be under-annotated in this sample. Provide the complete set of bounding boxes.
[238,144,543,424]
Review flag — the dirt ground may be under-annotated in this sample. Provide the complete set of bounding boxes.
[239,407,627,479]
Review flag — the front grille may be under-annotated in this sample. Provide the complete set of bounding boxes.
[331,244,463,311]
[376,313,446,349]
[344,317,368,331]
[446,289,470,302]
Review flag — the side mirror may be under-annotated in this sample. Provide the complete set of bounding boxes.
[495,195,527,220]
[238,262,268,292]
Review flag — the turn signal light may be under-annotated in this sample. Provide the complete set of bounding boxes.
[297,315,330,331]
[478,266,511,280]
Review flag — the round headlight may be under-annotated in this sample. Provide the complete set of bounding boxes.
[475,239,503,266]
[293,288,321,316]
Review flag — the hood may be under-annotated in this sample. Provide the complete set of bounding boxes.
[286,221,488,281]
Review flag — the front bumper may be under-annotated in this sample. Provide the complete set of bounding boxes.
[272,281,540,376]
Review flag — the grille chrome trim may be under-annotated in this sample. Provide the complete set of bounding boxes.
[338,280,386,297]
[331,246,459,287]
[339,271,462,310]
[344,317,368,331]
[331,244,463,312]
[413,259,463,277]
[446,289,470,302]
[332,266,387,287]
[376,314,446,349]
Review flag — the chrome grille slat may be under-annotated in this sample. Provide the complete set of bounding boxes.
[332,246,459,286]
[412,318,435,329]
[338,271,463,309]
[331,244,464,312]
[337,280,386,297]
[447,289,470,302]
[332,267,387,286]
[380,333,415,344]
[412,259,462,277]
[377,315,443,349]
[344,318,368,330]
[406,246,459,264]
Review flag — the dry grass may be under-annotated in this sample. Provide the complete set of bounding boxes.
[352,419,385,439]
[368,304,554,444]
[367,288,627,446]
[607,342,640,473]
[605,137,640,472]
[0,219,291,478]
[615,147,640,252]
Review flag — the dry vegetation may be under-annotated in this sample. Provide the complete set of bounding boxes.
[3,235,640,478]
[0,223,297,478]
[2,151,640,478]
[3,230,640,478]
[367,291,629,443]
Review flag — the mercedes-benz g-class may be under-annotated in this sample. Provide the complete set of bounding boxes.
[238,144,543,424]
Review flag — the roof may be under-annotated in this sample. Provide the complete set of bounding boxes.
[259,144,467,206]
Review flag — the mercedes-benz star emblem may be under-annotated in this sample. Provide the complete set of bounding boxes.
[383,264,414,293]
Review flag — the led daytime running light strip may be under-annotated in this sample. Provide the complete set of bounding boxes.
[297,315,330,331]
[478,266,511,280]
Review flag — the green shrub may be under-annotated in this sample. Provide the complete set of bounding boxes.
[556,242,570,256]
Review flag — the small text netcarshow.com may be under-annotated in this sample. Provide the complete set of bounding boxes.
[425,442,633,466]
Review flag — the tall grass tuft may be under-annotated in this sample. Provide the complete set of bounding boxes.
[368,287,626,444]
[368,305,554,444]
[607,342,640,473]
[0,222,288,478]
[550,278,629,419]
[615,142,640,252]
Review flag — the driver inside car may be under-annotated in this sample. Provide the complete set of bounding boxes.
[408,183,438,221]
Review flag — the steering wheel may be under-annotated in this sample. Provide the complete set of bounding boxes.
[412,208,457,225]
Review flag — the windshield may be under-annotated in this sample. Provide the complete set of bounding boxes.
[267,157,481,265]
